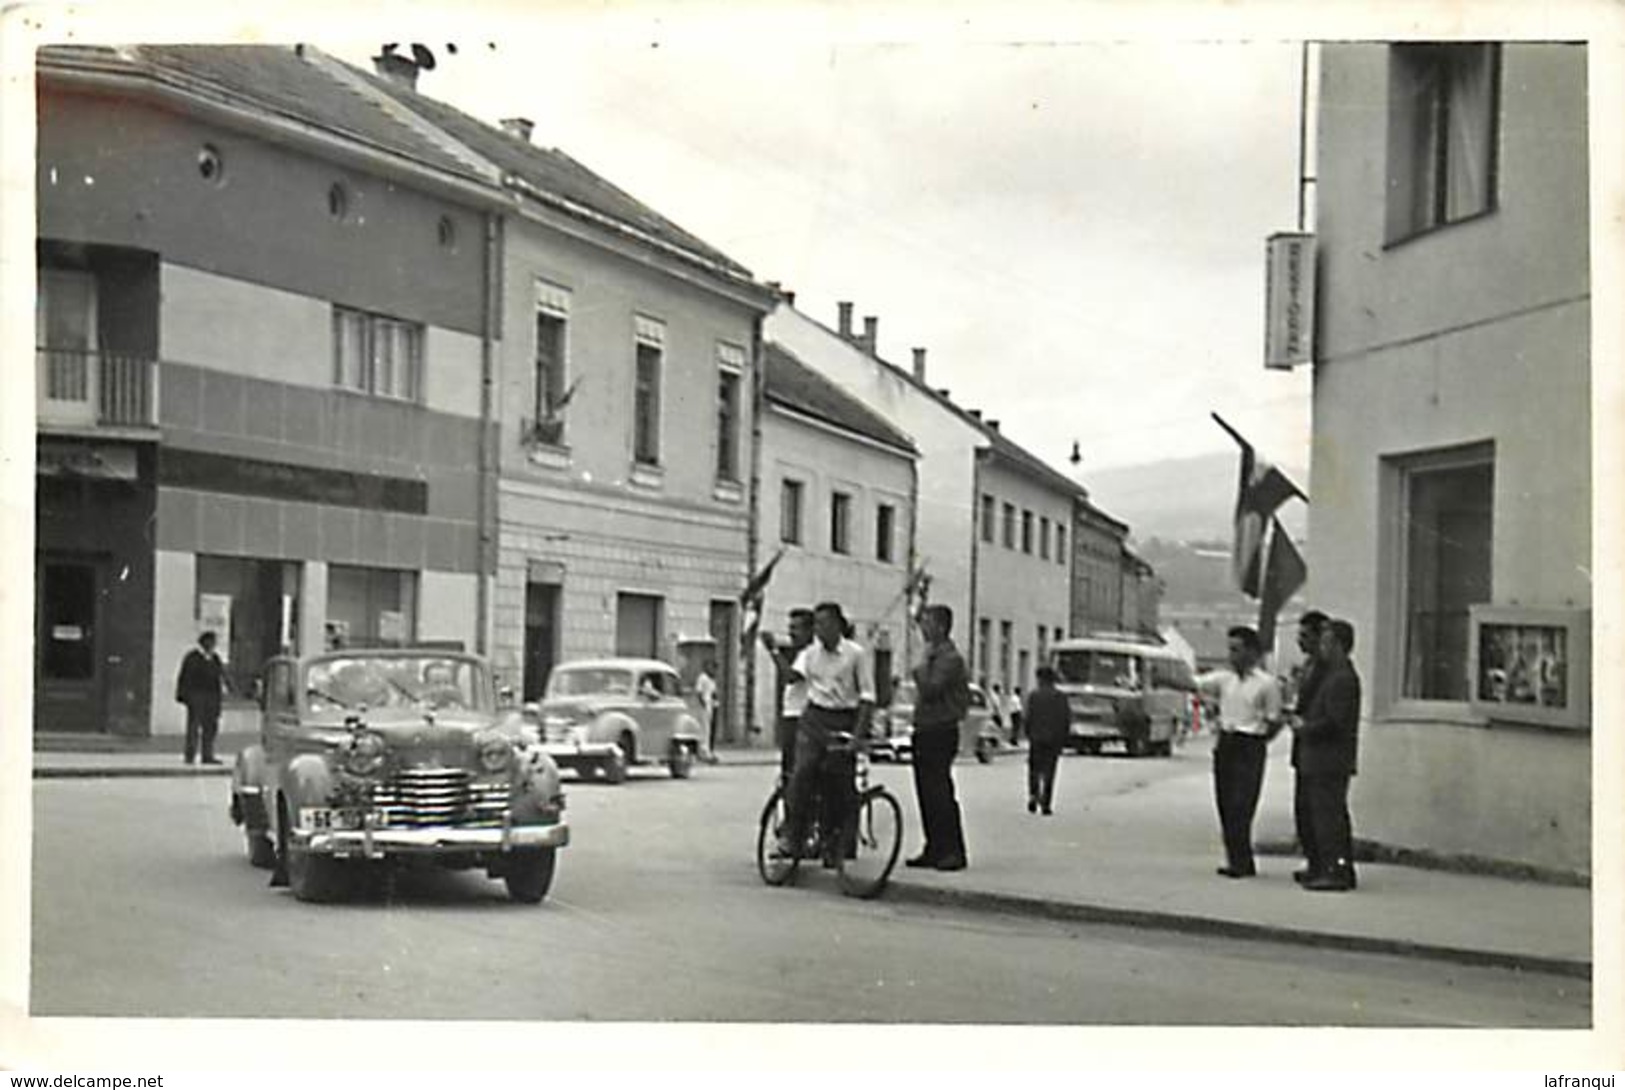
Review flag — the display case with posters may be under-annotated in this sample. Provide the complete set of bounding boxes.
[1467,606,1590,730]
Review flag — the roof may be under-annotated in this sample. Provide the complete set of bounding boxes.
[764,341,917,455]
[346,63,758,282]
[552,658,677,674]
[783,306,1086,500]
[38,44,488,184]
[1051,634,1183,660]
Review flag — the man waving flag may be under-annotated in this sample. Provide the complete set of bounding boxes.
[738,546,786,655]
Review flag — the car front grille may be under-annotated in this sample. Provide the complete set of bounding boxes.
[370,768,510,829]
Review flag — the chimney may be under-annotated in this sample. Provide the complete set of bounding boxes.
[372,46,421,90]
[968,409,982,421]
[936,388,952,399]
[912,347,927,382]
[784,289,796,306]
[837,301,854,339]
[501,117,535,142]
[862,316,879,354]
[987,419,1001,433]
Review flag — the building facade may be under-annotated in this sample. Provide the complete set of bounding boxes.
[1309,43,1590,873]
[352,55,779,745]
[753,341,918,722]
[35,45,502,737]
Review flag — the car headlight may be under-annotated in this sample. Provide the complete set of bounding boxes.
[342,730,387,777]
[477,732,514,774]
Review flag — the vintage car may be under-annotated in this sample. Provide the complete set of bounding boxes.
[527,658,704,783]
[228,648,569,904]
[1049,633,1198,757]
[876,681,1004,763]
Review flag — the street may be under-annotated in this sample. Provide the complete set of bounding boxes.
[31,754,1587,1026]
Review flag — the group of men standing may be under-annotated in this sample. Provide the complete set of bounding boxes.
[1201,611,1362,892]
[762,601,971,873]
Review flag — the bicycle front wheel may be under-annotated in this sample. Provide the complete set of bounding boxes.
[756,786,800,887]
[836,787,903,899]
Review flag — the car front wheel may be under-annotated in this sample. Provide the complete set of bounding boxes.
[503,848,558,903]
[668,744,694,779]
[286,844,346,903]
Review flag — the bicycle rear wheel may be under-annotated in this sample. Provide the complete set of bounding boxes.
[756,786,800,886]
[836,787,903,899]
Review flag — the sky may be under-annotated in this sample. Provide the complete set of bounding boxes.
[324,28,1316,478]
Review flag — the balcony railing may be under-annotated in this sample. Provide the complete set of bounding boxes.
[36,347,158,430]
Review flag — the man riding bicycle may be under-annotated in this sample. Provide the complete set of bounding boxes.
[773,601,874,864]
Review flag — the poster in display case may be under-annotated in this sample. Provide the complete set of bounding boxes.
[1467,605,1590,730]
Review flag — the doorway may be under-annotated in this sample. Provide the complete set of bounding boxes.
[708,599,738,744]
[523,581,560,702]
[36,556,104,732]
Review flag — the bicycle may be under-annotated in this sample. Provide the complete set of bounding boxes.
[755,730,903,899]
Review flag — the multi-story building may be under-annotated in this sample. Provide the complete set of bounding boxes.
[764,301,1081,699]
[1308,43,1590,873]
[754,340,918,721]
[354,60,778,743]
[1070,501,1129,634]
[35,45,506,738]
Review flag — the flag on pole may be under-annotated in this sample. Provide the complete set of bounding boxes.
[1256,518,1307,651]
[1213,413,1306,597]
[737,547,786,654]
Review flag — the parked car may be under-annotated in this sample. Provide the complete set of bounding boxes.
[228,648,569,904]
[1048,633,1198,757]
[527,658,703,784]
[877,681,1004,763]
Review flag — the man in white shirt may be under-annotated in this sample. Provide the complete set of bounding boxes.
[694,664,719,763]
[774,601,874,863]
[761,608,815,776]
[1197,625,1284,878]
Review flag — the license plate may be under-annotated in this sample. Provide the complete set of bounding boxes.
[298,807,381,831]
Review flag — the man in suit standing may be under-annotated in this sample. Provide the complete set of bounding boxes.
[1289,610,1330,884]
[1293,618,1362,892]
[906,604,971,871]
[175,630,227,766]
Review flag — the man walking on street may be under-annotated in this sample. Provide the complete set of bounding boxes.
[1197,626,1283,878]
[176,630,227,766]
[1023,666,1069,815]
[1293,619,1362,892]
[1288,610,1329,881]
[906,604,971,871]
[774,602,874,866]
[694,661,719,763]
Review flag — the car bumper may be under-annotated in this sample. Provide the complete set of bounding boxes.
[1069,722,1123,740]
[542,742,621,767]
[299,821,571,858]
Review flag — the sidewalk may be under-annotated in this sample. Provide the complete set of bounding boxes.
[33,732,1591,979]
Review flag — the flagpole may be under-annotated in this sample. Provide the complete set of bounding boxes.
[1256,519,1275,662]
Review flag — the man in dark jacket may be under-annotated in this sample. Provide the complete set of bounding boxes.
[176,630,227,765]
[1023,665,1070,816]
[1289,610,1329,883]
[1292,618,1361,892]
[905,604,970,871]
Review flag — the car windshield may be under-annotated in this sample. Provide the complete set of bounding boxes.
[1054,650,1141,690]
[548,668,635,698]
[303,655,490,716]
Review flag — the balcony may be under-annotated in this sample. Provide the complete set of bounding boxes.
[36,347,159,434]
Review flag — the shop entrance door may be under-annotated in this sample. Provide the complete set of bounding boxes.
[36,556,104,732]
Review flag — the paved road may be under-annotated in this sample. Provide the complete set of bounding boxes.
[31,761,1587,1025]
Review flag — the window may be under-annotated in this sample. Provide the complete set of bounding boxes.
[1037,625,1048,667]
[980,494,995,543]
[1002,503,1016,549]
[332,306,423,402]
[1387,43,1500,242]
[1018,649,1031,691]
[716,343,745,482]
[1396,447,1494,701]
[1056,524,1066,564]
[615,592,664,659]
[978,618,992,681]
[780,479,804,545]
[876,503,896,563]
[633,317,664,466]
[831,491,852,555]
[1040,517,1051,560]
[326,564,415,651]
[1021,510,1034,554]
[1054,626,1064,647]
[533,282,570,445]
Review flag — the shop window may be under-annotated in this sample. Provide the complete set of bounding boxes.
[1395,447,1494,702]
[326,564,417,650]
[196,555,303,697]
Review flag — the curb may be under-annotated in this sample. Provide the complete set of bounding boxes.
[35,767,234,780]
[883,879,1592,981]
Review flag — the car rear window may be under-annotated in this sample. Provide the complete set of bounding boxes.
[1053,650,1140,689]
[549,668,633,697]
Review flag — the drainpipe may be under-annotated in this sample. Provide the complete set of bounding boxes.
[904,454,920,671]
[967,453,983,682]
[743,311,765,743]
[475,211,501,656]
